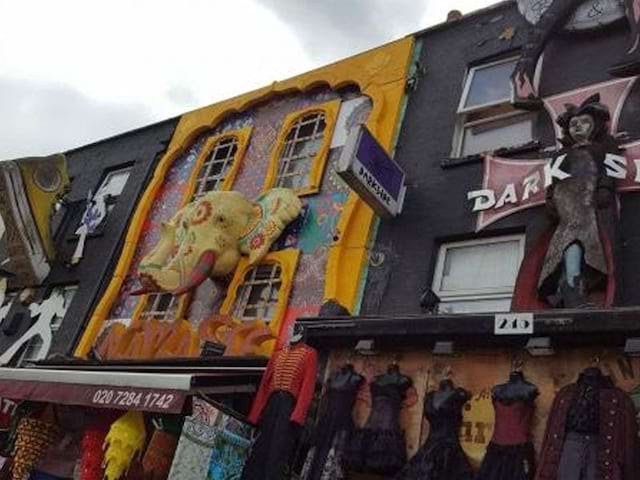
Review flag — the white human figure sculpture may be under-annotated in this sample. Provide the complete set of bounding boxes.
[0,289,67,365]
[0,278,10,325]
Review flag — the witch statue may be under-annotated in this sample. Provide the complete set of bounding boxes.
[512,94,621,310]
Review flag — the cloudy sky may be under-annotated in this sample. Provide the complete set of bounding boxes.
[0,0,496,158]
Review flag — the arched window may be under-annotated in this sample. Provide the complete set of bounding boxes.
[192,136,239,199]
[232,263,282,322]
[221,249,300,329]
[275,112,327,190]
[264,99,341,196]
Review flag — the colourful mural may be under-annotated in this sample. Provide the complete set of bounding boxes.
[76,37,414,359]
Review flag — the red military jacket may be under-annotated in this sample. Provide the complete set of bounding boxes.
[535,383,639,480]
[248,343,318,426]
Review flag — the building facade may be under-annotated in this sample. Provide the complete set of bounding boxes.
[301,0,640,472]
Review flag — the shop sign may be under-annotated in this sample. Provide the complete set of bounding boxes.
[0,379,186,413]
[337,125,407,219]
[494,313,534,335]
[468,146,640,231]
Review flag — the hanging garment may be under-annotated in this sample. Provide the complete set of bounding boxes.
[168,418,218,480]
[346,368,412,476]
[475,400,536,480]
[207,426,251,480]
[242,343,318,480]
[300,366,363,480]
[535,370,640,480]
[395,385,472,480]
[142,429,178,480]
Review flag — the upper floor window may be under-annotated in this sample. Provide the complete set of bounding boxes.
[187,127,252,201]
[139,293,180,323]
[264,99,341,196]
[231,264,282,322]
[432,235,524,314]
[80,166,132,235]
[193,136,239,199]
[276,112,327,190]
[455,57,535,157]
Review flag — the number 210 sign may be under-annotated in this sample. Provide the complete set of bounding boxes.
[494,313,534,335]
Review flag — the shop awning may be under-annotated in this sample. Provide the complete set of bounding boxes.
[297,306,640,350]
[0,357,267,413]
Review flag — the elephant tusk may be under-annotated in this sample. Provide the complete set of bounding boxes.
[171,250,217,296]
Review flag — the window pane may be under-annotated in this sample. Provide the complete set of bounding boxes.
[21,336,44,363]
[439,240,521,293]
[461,115,533,156]
[276,112,326,189]
[193,137,239,197]
[463,59,517,109]
[439,297,512,314]
[232,264,282,322]
[98,169,131,197]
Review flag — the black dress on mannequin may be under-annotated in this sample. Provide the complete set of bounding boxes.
[346,364,412,476]
[476,371,539,480]
[300,364,364,480]
[395,379,473,480]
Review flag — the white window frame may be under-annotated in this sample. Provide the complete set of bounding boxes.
[232,264,282,322]
[456,110,536,158]
[192,136,239,199]
[432,234,525,309]
[275,112,327,189]
[97,167,132,200]
[19,336,44,365]
[139,293,180,323]
[454,56,534,157]
[457,56,519,114]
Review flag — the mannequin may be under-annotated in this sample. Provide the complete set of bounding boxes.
[476,364,539,480]
[301,364,365,480]
[346,363,412,476]
[395,373,472,480]
[536,362,639,480]
[242,323,318,480]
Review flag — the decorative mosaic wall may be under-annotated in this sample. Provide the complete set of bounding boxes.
[107,88,372,340]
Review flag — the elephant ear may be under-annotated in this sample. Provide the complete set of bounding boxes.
[239,188,302,265]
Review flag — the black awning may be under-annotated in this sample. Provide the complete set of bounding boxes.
[297,307,640,350]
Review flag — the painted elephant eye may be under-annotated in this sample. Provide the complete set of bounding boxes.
[191,200,213,226]
[216,214,226,224]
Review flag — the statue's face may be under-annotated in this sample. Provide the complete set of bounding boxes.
[568,114,595,144]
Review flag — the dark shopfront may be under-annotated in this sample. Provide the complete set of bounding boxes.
[295,1,640,479]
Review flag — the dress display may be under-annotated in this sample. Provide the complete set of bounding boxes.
[476,371,539,480]
[241,342,318,480]
[346,364,412,476]
[536,367,640,480]
[300,364,364,480]
[395,379,472,480]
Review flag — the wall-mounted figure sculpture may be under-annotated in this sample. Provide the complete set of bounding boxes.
[513,0,640,108]
[135,188,302,295]
[513,95,621,308]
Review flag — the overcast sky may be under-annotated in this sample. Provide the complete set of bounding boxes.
[0,0,496,158]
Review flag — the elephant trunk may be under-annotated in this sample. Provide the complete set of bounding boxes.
[133,250,217,296]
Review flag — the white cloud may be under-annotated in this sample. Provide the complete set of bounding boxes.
[0,0,497,158]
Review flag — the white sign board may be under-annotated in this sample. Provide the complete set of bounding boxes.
[494,312,534,335]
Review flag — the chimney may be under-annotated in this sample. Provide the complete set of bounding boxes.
[447,10,463,22]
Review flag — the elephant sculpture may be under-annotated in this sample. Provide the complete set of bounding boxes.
[136,188,302,295]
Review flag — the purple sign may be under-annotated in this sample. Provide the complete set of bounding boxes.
[337,125,406,218]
